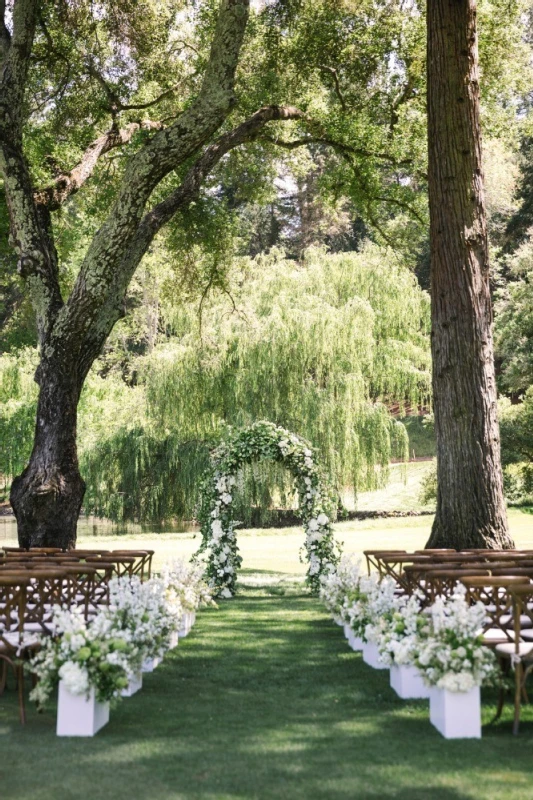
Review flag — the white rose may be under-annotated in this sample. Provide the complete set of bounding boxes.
[317,513,329,526]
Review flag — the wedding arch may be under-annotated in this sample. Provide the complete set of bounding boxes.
[195,421,341,598]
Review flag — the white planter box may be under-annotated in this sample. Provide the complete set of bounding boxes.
[390,665,430,699]
[362,641,388,670]
[429,686,481,739]
[57,681,109,737]
[121,672,143,697]
[334,617,344,626]
[179,612,196,637]
[169,630,179,649]
[348,630,364,651]
[343,623,351,640]
[142,656,161,673]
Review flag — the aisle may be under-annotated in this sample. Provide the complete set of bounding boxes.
[2,587,533,800]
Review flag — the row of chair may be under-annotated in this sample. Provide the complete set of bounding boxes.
[0,547,154,724]
[364,548,533,734]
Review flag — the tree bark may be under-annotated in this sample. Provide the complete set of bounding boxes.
[10,358,85,549]
[425,0,513,549]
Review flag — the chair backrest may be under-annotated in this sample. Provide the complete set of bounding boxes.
[508,585,533,649]
[363,550,407,575]
[0,574,30,648]
[423,569,491,604]
[110,550,154,580]
[85,555,136,578]
[24,570,67,634]
[58,565,98,619]
[460,576,531,644]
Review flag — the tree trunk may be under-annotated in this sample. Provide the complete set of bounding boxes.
[425,0,513,549]
[10,360,85,549]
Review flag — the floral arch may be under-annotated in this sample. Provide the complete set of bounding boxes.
[195,421,341,598]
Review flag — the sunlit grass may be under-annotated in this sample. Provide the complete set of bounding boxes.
[1,584,533,800]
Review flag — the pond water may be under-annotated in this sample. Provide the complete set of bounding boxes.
[0,514,198,545]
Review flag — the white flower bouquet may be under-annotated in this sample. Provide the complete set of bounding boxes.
[412,587,498,692]
[343,573,384,641]
[319,555,363,623]
[28,606,136,707]
[373,592,428,667]
[161,559,216,614]
[105,576,174,663]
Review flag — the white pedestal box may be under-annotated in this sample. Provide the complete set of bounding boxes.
[56,682,110,737]
[179,612,196,637]
[142,656,161,673]
[348,630,364,651]
[343,623,351,640]
[429,686,481,739]
[121,672,143,697]
[362,641,388,669]
[169,630,179,649]
[390,665,430,699]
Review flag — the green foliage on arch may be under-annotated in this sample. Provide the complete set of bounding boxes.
[195,421,341,597]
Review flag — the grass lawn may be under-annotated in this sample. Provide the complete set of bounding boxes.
[1,583,533,800]
[2,508,533,799]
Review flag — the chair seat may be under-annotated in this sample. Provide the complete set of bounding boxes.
[1,631,40,649]
[481,628,515,644]
[495,642,533,659]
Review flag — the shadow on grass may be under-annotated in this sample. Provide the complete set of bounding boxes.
[2,594,533,800]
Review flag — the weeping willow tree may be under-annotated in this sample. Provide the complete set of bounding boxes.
[79,245,431,523]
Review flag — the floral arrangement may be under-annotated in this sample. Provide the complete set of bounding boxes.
[411,586,498,692]
[28,606,136,706]
[362,576,398,644]
[319,555,363,623]
[196,421,341,597]
[321,560,497,692]
[27,572,196,707]
[161,558,215,613]
[337,571,373,640]
[104,576,173,663]
[372,592,427,667]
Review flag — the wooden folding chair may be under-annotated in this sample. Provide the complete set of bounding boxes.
[110,550,154,580]
[420,568,492,605]
[494,585,533,734]
[0,574,31,724]
[363,550,406,576]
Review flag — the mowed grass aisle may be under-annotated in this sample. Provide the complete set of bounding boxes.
[2,583,533,800]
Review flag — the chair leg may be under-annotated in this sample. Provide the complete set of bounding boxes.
[492,685,506,724]
[0,660,7,695]
[16,664,26,725]
[490,657,508,725]
[513,662,522,736]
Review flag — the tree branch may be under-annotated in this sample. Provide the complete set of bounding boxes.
[2,0,37,129]
[75,104,304,377]
[53,0,252,365]
[0,0,63,342]
[260,133,413,167]
[117,85,181,112]
[34,120,164,210]
[319,65,347,112]
[0,0,11,64]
